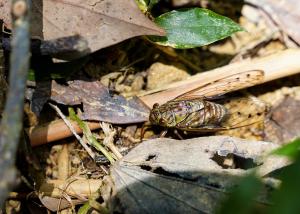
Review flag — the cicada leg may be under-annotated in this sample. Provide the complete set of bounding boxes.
[174,129,184,140]
[140,121,151,141]
[159,129,184,140]
[159,129,168,138]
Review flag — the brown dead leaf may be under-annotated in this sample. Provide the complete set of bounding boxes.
[39,195,83,212]
[50,80,149,123]
[0,0,165,59]
[264,96,300,144]
[106,136,288,213]
[246,0,300,46]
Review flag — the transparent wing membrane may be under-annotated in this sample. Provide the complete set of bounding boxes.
[175,70,264,101]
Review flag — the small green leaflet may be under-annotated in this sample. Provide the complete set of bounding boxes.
[271,138,300,160]
[151,8,244,48]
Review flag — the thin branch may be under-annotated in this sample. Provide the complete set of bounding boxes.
[49,103,96,160]
[0,0,30,207]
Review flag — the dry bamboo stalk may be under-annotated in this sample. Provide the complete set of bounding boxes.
[27,120,101,146]
[28,49,300,146]
[140,49,300,107]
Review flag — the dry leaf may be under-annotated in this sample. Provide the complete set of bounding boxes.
[264,96,300,144]
[246,0,300,45]
[107,136,288,213]
[39,196,83,212]
[0,0,165,58]
[50,80,149,123]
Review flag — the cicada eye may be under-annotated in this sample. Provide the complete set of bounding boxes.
[159,118,165,124]
[153,103,159,109]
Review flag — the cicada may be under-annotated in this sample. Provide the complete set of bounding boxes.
[149,70,267,134]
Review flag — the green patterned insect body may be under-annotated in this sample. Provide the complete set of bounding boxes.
[150,99,228,131]
[148,70,267,132]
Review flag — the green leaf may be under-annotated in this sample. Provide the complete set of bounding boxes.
[78,202,91,214]
[217,174,263,214]
[151,8,244,48]
[27,69,36,81]
[267,159,300,214]
[271,138,300,160]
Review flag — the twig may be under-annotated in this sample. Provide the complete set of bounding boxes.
[49,103,96,160]
[0,0,30,207]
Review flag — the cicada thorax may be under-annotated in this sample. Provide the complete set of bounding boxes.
[149,99,228,130]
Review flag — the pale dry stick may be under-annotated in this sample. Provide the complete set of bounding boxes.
[39,179,102,198]
[139,49,300,107]
[48,103,96,160]
[28,49,300,146]
[100,122,123,159]
[57,144,70,180]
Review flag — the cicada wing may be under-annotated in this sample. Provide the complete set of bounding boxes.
[220,96,268,129]
[178,96,268,133]
[179,126,231,132]
[174,70,264,101]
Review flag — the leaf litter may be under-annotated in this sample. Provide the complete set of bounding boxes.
[264,96,300,144]
[7,1,300,213]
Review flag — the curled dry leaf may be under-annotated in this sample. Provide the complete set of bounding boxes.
[106,136,289,214]
[38,179,102,211]
[39,196,83,212]
[50,80,149,124]
[0,0,165,59]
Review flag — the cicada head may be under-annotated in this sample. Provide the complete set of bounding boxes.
[149,103,162,125]
[149,103,176,127]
